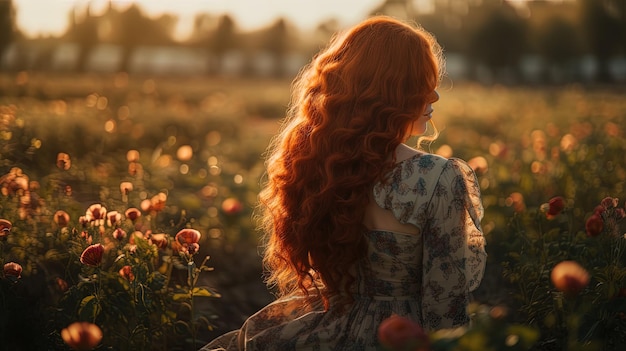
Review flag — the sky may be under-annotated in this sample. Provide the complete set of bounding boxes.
[13,0,388,39]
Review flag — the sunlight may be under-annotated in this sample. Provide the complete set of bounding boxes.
[14,0,384,39]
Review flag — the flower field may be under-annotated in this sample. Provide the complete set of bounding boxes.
[0,72,625,350]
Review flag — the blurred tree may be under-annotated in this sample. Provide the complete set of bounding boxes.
[580,0,625,82]
[467,3,527,83]
[210,14,238,74]
[0,0,16,70]
[66,5,99,73]
[263,18,291,78]
[113,4,175,73]
[536,16,582,82]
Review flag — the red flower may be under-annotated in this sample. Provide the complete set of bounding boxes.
[119,265,135,282]
[585,214,604,237]
[175,228,201,245]
[378,315,429,351]
[601,197,619,209]
[80,243,104,266]
[547,196,565,216]
[61,322,103,351]
[551,260,590,297]
[3,262,22,279]
[0,218,12,237]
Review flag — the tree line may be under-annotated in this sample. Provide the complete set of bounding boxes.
[0,0,625,83]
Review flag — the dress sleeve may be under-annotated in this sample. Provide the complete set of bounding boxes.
[420,158,487,331]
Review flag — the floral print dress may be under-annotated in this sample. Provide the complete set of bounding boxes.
[200,153,487,351]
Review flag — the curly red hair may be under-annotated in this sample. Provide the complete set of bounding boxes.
[259,16,443,306]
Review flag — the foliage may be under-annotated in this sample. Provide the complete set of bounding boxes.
[0,74,625,350]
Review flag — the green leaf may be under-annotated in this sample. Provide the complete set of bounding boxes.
[79,295,101,321]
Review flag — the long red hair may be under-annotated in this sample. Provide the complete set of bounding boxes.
[259,16,443,306]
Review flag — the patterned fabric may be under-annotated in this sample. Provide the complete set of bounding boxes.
[200,153,487,351]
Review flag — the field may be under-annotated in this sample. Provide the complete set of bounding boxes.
[0,72,625,350]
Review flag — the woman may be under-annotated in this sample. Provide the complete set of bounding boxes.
[201,15,486,350]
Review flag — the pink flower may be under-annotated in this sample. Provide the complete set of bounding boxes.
[551,260,590,297]
[378,315,429,351]
[585,214,604,237]
[175,228,201,245]
[3,262,22,279]
[80,243,104,267]
[61,322,103,351]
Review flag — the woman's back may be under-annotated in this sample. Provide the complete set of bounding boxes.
[200,151,486,350]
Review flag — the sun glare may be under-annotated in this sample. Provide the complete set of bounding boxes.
[13,0,384,39]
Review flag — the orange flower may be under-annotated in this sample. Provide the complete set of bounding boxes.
[126,149,140,162]
[175,228,201,245]
[149,233,168,249]
[61,322,103,351]
[80,244,104,267]
[551,260,590,297]
[119,265,135,282]
[505,192,526,213]
[221,197,243,215]
[378,314,429,351]
[585,214,604,237]
[119,181,133,195]
[3,262,22,279]
[124,207,141,222]
[54,210,70,227]
[150,192,167,212]
[56,152,71,170]
[0,218,12,237]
